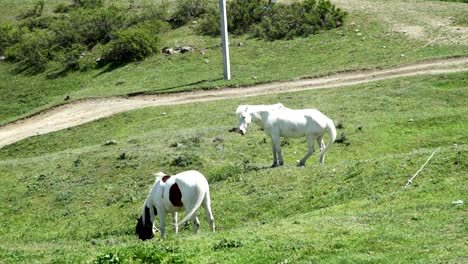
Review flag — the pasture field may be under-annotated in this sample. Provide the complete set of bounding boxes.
[0,0,468,125]
[0,72,467,263]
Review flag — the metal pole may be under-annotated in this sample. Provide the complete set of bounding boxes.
[219,0,231,80]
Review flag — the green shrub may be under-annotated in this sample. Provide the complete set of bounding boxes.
[16,0,45,20]
[72,0,104,9]
[0,23,23,54]
[53,3,71,13]
[255,0,346,40]
[227,0,270,34]
[172,0,212,26]
[197,0,346,40]
[197,0,269,36]
[195,5,221,36]
[99,21,167,62]
[69,6,127,46]
[129,2,171,26]
[54,43,87,71]
[4,29,55,72]
[53,0,104,14]
[19,16,55,31]
[48,5,128,49]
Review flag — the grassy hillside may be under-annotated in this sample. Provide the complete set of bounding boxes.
[0,72,466,263]
[0,0,467,125]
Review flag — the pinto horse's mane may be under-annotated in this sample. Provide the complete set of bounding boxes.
[154,172,171,183]
[141,172,172,226]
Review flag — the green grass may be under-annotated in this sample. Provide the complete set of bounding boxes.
[0,72,466,263]
[1,0,468,125]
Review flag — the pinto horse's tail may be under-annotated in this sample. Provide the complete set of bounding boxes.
[176,180,207,228]
[318,117,337,164]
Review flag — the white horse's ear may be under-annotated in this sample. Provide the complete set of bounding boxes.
[236,105,247,116]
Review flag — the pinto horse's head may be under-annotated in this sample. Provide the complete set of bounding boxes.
[135,206,155,240]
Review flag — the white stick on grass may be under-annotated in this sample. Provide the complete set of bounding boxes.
[404,147,440,189]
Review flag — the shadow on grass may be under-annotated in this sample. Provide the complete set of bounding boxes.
[94,61,129,77]
[127,77,224,96]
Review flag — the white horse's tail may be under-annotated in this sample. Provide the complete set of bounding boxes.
[176,182,207,228]
[318,117,337,163]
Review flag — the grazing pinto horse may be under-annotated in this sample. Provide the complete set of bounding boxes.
[136,170,215,239]
[236,107,336,166]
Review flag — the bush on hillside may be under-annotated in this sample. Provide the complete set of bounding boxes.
[18,16,55,31]
[71,0,103,9]
[227,0,270,35]
[0,23,23,54]
[197,0,346,40]
[16,0,45,20]
[197,0,270,36]
[129,3,171,25]
[54,43,87,71]
[4,29,55,72]
[0,0,171,73]
[195,5,221,36]
[254,0,347,40]
[99,21,168,62]
[51,6,128,48]
[171,0,212,26]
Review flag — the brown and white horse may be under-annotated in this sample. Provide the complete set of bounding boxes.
[136,170,215,239]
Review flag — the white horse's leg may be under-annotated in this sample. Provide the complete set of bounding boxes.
[271,142,278,167]
[173,212,178,235]
[317,136,325,152]
[202,195,216,233]
[317,136,327,164]
[277,140,284,166]
[270,133,282,167]
[298,135,316,167]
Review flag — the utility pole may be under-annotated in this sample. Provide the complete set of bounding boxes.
[219,0,231,80]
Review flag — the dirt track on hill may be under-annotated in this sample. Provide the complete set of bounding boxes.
[0,57,467,148]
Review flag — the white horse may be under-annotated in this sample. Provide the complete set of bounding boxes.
[229,103,288,133]
[136,170,215,239]
[236,107,336,166]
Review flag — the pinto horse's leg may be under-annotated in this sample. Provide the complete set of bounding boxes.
[192,214,200,234]
[298,134,316,167]
[159,212,167,238]
[173,212,178,235]
[202,194,216,233]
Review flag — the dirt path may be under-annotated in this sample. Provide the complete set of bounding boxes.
[0,57,467,148]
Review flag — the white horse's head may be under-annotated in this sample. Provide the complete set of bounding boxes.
[237,110,252,135]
